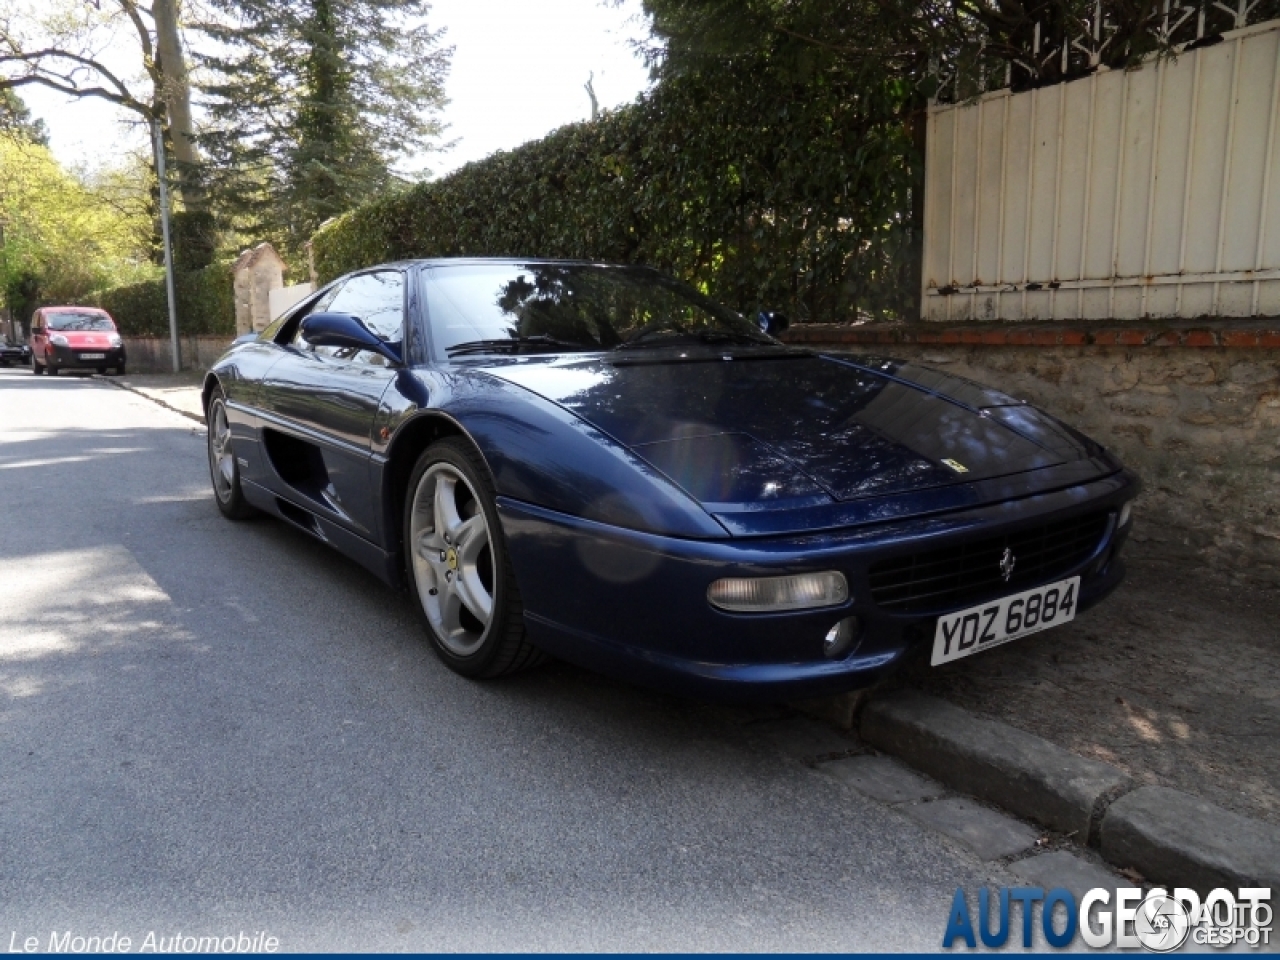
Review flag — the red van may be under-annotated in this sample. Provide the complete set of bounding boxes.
[30,306,126,376]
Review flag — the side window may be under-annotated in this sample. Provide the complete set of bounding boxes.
[288,283,345,350]
[298,271,404,365]
[327,271,405,342]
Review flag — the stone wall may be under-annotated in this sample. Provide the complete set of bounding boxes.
[785,323,1280,579]
[123,335,235,374]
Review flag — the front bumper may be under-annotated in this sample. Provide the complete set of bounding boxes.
[46,344,126,370]
[500,469,1139,702]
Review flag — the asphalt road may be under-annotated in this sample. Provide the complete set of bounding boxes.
[0,368,1015,951]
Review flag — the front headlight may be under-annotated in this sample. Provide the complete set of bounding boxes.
[49,334,69,346]
[1118,502,1132,528]
[708,571,849,613]
[108,334,123,347]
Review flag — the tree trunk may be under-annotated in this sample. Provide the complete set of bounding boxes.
[152,0,204,210]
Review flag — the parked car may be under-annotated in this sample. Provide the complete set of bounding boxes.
[0,338,30,367]
[203,259,1138,700]
[30,306,126,376]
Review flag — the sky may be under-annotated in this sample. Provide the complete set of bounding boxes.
[20,0,655,180]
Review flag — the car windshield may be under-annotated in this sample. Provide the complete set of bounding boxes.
[424,263,776,357]
[46,312,114,331]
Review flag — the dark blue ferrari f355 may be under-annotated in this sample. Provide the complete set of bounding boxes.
[203,259,1138,700]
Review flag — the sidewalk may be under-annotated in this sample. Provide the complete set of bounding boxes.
[98,371,206,423]
[902,540,1280,827]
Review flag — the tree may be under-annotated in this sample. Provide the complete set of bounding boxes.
[0,0,205,210]
[636,0,1280,100]
[630,0,928,317]
[0,86,47,145]
[0,131,156,320]
[196,0,451,253]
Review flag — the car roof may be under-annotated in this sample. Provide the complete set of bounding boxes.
[39,305,110,314]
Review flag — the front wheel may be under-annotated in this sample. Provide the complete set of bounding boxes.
[404,439,545,678]
[206,388,256,520]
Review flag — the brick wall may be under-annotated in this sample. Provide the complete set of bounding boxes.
[784,323,1280,577]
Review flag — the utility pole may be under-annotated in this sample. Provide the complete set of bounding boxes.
[151,119,181,372]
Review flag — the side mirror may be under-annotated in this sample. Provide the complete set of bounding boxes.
[300,312,401,365]
[756,310,790,336]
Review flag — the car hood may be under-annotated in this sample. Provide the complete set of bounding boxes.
[478,351,1114,526]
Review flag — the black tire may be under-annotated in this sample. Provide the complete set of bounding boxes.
[96,367,107,375]
[115,365,126,376]
[48,365,57,376]
[206,387,257,520]
[404,438,546,679]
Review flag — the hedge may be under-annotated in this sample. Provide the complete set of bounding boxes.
[312,56,918,322]
[91,261,236,337]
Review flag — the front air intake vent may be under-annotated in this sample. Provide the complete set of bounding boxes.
[868,511,1110,614]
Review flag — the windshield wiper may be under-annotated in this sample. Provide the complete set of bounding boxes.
[614,330,777,351]
[445,335,596,357]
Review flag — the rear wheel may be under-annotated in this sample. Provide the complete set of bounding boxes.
[206,388,256,520]
[404,439,545,678]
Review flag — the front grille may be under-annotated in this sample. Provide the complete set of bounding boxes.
[868,511,1110,614]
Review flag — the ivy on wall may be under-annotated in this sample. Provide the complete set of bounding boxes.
[313,56,918,322]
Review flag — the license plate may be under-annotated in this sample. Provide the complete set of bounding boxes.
[931,576,1079,666]
[79,353,105,360]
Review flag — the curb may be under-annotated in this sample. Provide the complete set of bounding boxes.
[93,375,205,426]
[860,689,1280,893]
[1101,785,1280,889]
[861,689,1130,841]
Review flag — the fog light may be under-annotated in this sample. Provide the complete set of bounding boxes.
[823,616,860,659]
[707,571,848,612]
[1118,502,1132,528]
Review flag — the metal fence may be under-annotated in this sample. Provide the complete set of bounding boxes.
[923,18,1280,321]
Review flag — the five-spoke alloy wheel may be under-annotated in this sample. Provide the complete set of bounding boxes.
[405,439,544,677]
[206,387,256,520]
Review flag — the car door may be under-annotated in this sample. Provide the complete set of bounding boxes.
[256,269,407,540]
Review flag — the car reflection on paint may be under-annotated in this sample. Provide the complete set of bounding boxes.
[202,259,1139,700]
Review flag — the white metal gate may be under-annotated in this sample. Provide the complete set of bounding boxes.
[923,19,1280,321]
